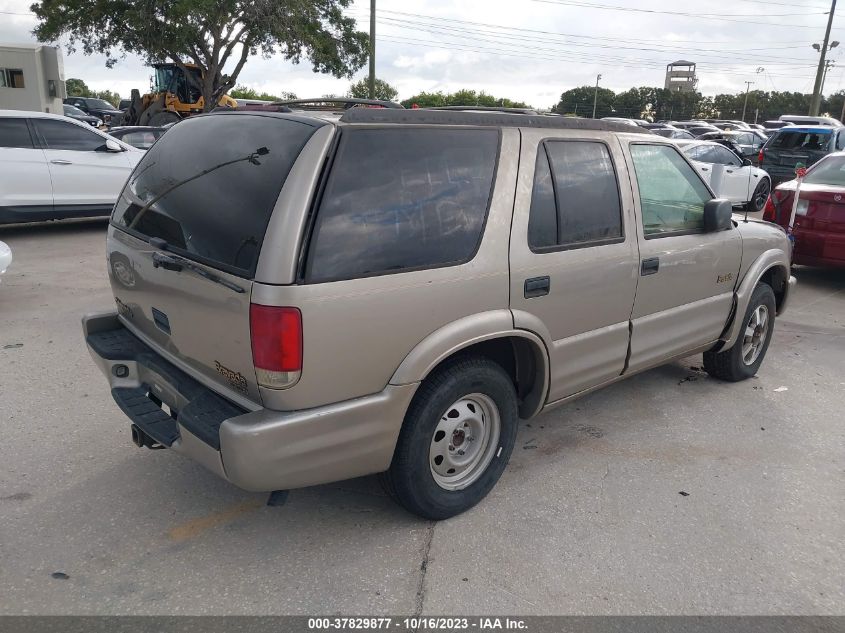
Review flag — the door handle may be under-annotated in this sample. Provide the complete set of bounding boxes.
[641,257,660,276]
[524,276,550,298]
[726,169,735,173]
[50,159,72,165]
[701,167,709,172]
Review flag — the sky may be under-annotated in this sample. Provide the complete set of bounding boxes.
[1,0,843,108]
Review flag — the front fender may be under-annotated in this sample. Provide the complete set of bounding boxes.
[721,249,791,351]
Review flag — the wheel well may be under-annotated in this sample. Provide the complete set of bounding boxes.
[425,337,546,420]
[759,265,788,312]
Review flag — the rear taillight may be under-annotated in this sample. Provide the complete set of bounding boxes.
[764,189,790,224]
[763,195,776,221]
[250,304,302,389]
[758,149,764,165]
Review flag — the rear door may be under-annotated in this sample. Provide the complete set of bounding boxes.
[107,113,324,406]
[509,130,639,402]
[32,118,133,210]
[0,117,53,217]
[624,141,741,372]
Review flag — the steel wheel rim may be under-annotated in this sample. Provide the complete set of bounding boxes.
[741,304,769,365]
[429,393,501,491]
[754,180,770,211]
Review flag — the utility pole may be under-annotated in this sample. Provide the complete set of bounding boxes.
[741,81,754,122]
[592,73,602,119]
[368,0,376,100]
[810,0,837,116]
[822,59,835,96]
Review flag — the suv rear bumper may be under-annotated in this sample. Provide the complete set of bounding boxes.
[82,312,417,492]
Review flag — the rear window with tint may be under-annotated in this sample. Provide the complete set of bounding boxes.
[305,127,499,283]
[768,130,832,151]
[112,114,318,277]
[803,155,845,186]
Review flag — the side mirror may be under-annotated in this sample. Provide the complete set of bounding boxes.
[703,198,733,232]
[742,158,752,166]
[100,139,124,153]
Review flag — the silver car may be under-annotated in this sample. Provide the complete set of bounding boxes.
[83,108,795,519]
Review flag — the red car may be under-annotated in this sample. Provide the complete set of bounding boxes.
[764,151,845,267]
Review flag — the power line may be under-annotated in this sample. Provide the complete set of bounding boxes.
[526,0,829,28]
[351,8,815,47]
[369,14,820,65]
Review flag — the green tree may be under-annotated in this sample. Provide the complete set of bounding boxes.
[348,77,398,101]
[554,86,615,118]
[400,89,529,109]
[32,0,369,112]
[92,89,121,107]
[229,85,297,101]
[65,77,90,97]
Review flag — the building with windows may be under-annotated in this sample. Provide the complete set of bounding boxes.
[0,43,66,113]
[664,60,697,93]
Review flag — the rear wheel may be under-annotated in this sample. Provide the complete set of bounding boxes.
[147,111,181,127]
[381,356,518,520]
[747,178,771,213]
[703,282,776,381]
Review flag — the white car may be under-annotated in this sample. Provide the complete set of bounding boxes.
[0,241,11,280]
[676,140,771,212]
[0,110,142,224]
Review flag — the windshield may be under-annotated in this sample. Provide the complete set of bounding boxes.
[87,98,118,111]
[111,114,319,278]
[803,155,845,186]
[63,104,85,116]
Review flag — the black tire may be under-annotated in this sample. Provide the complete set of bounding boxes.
[746,178,771,213]
[381,356,518,520]
[147,111,181,127]
[703,283,776,382]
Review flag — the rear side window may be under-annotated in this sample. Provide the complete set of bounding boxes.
[528,140,623,250]
[768,130,832,151]
[34,119,105,151]
[112,114,318,277]
[306,127,499,283]
[0,118,33,148]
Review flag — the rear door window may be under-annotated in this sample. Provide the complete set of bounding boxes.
[528,140,623,250]
[33,119,105,151]
[305,127,499,283]
[0,118,34,148]
[112,113,319,277]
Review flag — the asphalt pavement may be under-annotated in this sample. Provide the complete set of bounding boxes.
[0,219,842,615]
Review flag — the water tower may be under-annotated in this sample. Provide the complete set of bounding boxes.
[664,60,697,93]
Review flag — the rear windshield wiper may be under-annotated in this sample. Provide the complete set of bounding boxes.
[148,239,245,294]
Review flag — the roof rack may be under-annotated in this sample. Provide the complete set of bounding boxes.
[270,98,404,110]
[339,108,648,133]
[424,106,539,115]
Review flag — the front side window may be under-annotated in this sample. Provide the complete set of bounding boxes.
[0,118,34,148]
[528,140,623,250]
[712,146,741,166]
[34,119,105,151]
[630,144,712,237]
[306,127,499,283]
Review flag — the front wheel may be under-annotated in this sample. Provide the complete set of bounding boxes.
[747,178,771,213]
[703,282,776,381]
[381,356,518,520]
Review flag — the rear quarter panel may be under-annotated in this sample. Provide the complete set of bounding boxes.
[252,127,520,411]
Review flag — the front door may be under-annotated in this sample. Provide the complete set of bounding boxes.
[510,130,639,403]
[32,118,132,211]
[624,142,742,372]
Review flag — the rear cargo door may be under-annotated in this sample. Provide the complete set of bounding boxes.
[107,113,323,405]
